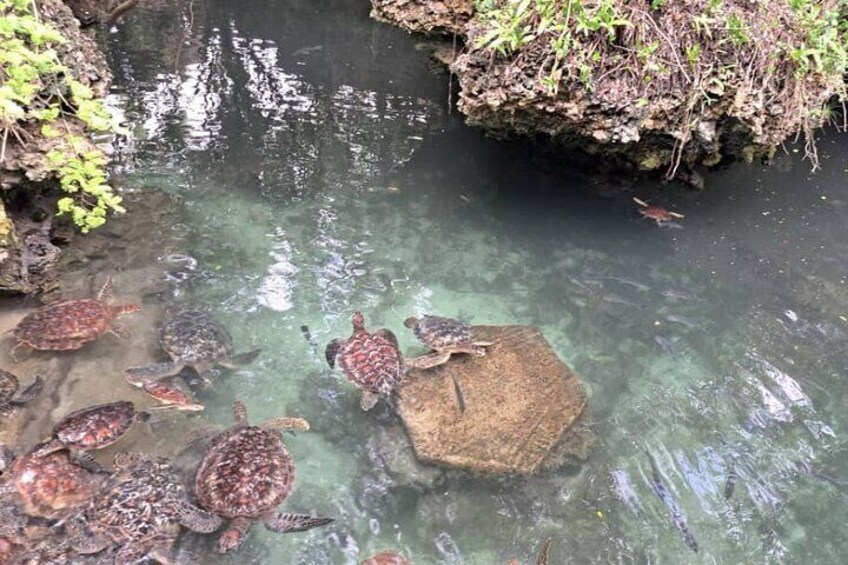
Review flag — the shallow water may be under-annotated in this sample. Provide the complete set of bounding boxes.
[9,1,848,563]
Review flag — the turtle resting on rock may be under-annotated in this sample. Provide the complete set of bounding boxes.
[11,278,141,356]
[194,401,332,553]
[0,369,43,418]
[33,401,149,468]
[124,310,261,388]
[325,312,405,411]
[403,315,493,369]
[66,452,222,563]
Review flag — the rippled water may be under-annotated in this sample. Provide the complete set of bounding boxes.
[12,1,848,563]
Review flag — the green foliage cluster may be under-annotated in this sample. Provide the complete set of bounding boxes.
[0,0,124,232]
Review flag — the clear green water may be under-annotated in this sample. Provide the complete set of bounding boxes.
[99,1,848,563]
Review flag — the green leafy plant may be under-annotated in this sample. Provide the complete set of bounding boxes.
[0,0,125,232]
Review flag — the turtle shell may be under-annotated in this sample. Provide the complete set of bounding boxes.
[13,299,114,350]
[412,315,475,350]
[9,450,102,519]
[159,310,233,364]
[338,330,403,396]
[82,457,187,543]
[361,552,412,565]
[0,369,19,401]
[195,426,294,519]
[51,401,139,450]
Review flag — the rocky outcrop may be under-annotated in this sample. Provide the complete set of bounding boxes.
[370,0,473,35]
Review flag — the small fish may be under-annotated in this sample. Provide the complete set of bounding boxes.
[601,293,640,308]
[644,449,699,553]
[724,463,737,500]
[292,45,323,57]
[654,335,679,357]
[665,314,704,331]
[604,276,651,292]
[661,288,693,301]
[300,325,319,356]
[450,373,466,413]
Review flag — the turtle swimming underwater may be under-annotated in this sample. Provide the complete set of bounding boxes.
[194,401,332,553]
[124,310,261,388]
[325,312,405,411]
[11,278,141,356]
[32,401,149,466]
[67,452,222,563]
[403,314,493,369]
[0,369,43,418]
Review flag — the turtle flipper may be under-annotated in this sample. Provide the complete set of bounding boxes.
[406,351,452,369]
[360,390,380,411]
[177,499,223,533]
[124,362,185,383]
[263,512,333,534]
[70,450,109,474]
[217,516,253,553]
[10,375,44,404]
[324,338,344,368]
[31,439,64,458]
[260,416,310,432]
[220,348,262,369]
[232,401,248,425]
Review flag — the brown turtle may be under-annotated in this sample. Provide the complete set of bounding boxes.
[32,401,149,466]
[0,369,44,418]
[66,452,222,563]
[0,446,104,520]
[633,197,684,226]
[325,312,405,411]
[506,538,552,565]
[194,401,332,553]
[403,315,493,369]
[11,279,141,356]
[124,309,261,388]
[128,378,205,412]
[361,552,412,565]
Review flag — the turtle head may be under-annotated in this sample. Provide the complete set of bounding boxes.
[351,311,365,331]
[403,316,419,330]
[217,527,246,553]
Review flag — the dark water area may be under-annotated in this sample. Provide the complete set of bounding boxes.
[5,0,848,563]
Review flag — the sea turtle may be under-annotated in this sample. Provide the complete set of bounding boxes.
[0,446,104,519]
[124,310,261,388]
[633,197,684,226]
[135,379,205,412]
[403,315,493,369]
[66,452,222,563]
[361,552,412,565]
[32,401,149,466]
[194,401,332,553]
[506,538,552,565]
[325,312,405,411]
[0,369,44,418]
[11,278,141,356]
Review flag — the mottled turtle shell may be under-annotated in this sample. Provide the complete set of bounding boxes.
[159,310,233,364]
[195,425,294,519]
[82,457,191,543]
[361,552,412,565]
[8,450,102,519]
[409,315,475,351]
[13,299,116,350]
[50,401,140,451]
[338,328,403,397]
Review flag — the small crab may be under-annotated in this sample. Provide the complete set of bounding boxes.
[325,312,405,411]
[11,278,140,356]
[361,552,412,565]
[0,369,43,418]
[132,378,205,412]
[0,447,104,520]
[32,401,149,468]
[66,452,222,563]
[124,310,261,388]
[633,197,684,226]
[404,315,493,369]
[195,401,332,553]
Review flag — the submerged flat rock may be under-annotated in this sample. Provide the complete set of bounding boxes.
[398,325,590,475]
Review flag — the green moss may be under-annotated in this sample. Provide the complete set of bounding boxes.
[0,0,124,232]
